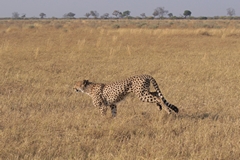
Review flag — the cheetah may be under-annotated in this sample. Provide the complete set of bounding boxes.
[73,75,178,117]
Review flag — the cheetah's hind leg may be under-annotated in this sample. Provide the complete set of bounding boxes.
[150,91,178,114]
[150,92,163,110]
[138,91,171,114]
[157,103,162,110]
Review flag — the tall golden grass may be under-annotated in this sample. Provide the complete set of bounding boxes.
[0,19,240,159]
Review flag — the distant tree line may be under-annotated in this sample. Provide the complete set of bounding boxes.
[10,7,237,19]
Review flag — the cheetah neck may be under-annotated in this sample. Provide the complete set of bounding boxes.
[82,83,93,96]
[84,83,104,96]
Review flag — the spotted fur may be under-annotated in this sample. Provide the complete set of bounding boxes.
[73,75,178,117]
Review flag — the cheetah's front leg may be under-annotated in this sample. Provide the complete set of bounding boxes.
[110,104,117,117]
[92,97,108,116]
[99,106,108,116]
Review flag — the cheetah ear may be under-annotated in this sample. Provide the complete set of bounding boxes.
[83,80,89,86]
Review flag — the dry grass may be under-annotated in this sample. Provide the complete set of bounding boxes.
[0,19,240,159]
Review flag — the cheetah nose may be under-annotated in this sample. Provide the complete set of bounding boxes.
[76,89,82,92]
[73,88,79,92]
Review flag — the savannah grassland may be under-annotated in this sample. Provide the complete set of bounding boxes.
[0,19,240,159]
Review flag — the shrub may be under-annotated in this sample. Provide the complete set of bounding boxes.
[28,25,35,29]
[147,16,154,20]
[137,23,147,28]
[112,24,120,29]
[198,17,208,20]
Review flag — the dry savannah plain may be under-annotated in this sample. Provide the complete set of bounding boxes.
[0,19,240,159]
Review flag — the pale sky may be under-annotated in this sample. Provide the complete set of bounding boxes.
[0,0,239,18]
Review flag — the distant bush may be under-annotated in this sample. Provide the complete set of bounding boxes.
[198,17,208,20]
[137,22,147,28]
[123,16,134,19]
[170,16,183,19]
[112,24,120,29]
[147,16,154,20]
[148,24,158,29]
[55,24,63,29]
[135,16,142,19]
[28,25,35,29]
[200,31,211,36]
[202,24,214,28]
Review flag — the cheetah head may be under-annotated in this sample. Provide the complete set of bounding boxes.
[73,80,89,93]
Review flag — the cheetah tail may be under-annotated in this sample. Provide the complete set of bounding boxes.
[161,97,179,113]
[150,77,179,113]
